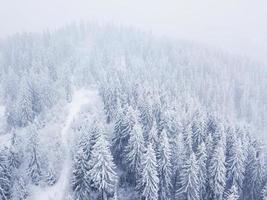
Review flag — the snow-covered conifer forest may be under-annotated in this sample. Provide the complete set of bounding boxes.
[0,24,266,200]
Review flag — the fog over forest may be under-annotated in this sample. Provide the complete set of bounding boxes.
[0,1,266,200]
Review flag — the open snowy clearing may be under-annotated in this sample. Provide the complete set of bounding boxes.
[30,88,100,200]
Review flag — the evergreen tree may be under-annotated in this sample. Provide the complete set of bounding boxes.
[176,152,200,200]
[225,184,239,200]
[226,135,245,192]
[137,143,159,200]
[26,125,42,185]
[171,132,186,196]
[196,142,208,200]
[0,149,12,200]
[139,100,153,141]
[72,148,91,200]
[192,110,206,151]
[182,121,193,153]
[208,140,226,200]
[124,122,145,185]
[262,183,267,200]
[158,130,172,200]
[17,77,35,127]
[243,142,265,200]
[89,131,117,200]
[148,122,159,149]
[112,106,135,166]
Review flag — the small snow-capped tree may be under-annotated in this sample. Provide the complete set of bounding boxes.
[158,130,172,200]
[175,152,200,200]
[89,131,117,200]
[16,77,35,127]
[152,98,166,135]
[11,177,29,200]
[196,142,208,200]
[182,121,193,153]
[171,131,186,186]
[243,142,265,200]
[26,125,42,185]
[72,148,91,200]
[192,110,206,151]
[226,135,245,192]
[262,183,267,200]
[44,167,57,186]
[137,143,159,200]
[124,122,145,185]
[205,132,213,160]
[0,149,12,200]
[139,99,153,141]
[225,184,239,200]
[208,140,226,200]
[148,122,159,149]
[64,73,73,103]
[112,106,135,166]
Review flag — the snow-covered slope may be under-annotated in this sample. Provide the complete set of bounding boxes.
[30,88,100,200]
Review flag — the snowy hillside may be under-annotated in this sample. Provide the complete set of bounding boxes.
[0,24,266,200]
[29,88,99,200]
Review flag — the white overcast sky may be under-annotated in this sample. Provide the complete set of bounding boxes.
[1,0,267,63]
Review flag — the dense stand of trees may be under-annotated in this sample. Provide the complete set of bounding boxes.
[0,24,266,199]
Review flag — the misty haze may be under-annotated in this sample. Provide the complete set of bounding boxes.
[0,1,266,200]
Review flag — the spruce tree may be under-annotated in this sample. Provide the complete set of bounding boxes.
[192,110,206,151]
[0,149,12,200]
[196,142,208,200]
[89,131,117,200]
[17,77,35,127]
[208,140,226,200]
[137,143,159,200]
[243,142,265,200]
[71,135,91,200]
[112,106,135,166]
[225,184,239,200]
[226,135,245,192]
[26,125,42,185]
[262,183,267,200]
[72,149,91,200]
[124,122,145,185]
[176,151,200,200]
[158,130,172,200]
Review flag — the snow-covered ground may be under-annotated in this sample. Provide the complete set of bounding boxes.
[30,88,100,200]
[0,105,9,148]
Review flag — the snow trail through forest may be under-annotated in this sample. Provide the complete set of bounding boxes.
[30,88,100,200]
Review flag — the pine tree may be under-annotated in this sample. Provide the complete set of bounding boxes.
[158,130,172,200]
[196,142,208,200]
[243,142,265,200]
[182,121,193,153]
[89,131,117,200]
[112,106,135,166]
[148,122,159,149]
[192,110,206,151]
[11,177,28,200]
[124,122,145,185]
[226,135,245,192]
[17,77,35,127]
[208,140,226,200]
[225,184,239,200]
[176,152,200,200]
[0,149,12,200]
[171,132,186,197]
[26,125,42,185]
[72,148,91,200]
[262,183,267,200]
[137,143,159,200]
[139,100,153,141]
